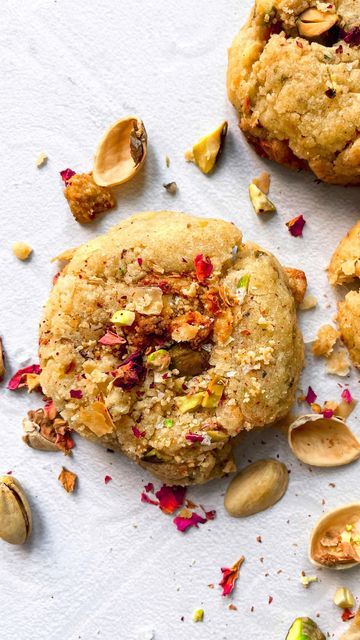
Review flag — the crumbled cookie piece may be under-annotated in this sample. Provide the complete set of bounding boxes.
[312,324,339,357]
[284,267,307,305]
[326,346,351,377]
[64,173,116,224]
[328,221,360,285]
[337,291,360,368]
[252,171,270,194]
[299,295,317,311]
[12,242,33,261]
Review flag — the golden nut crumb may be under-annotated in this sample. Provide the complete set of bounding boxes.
[12,242,33,261]
[284,267,307,306]
[36,152,48,167]
[299,294,317,311]
[64,173,116,224]
[312,324,339,357]
[252,171,270,194]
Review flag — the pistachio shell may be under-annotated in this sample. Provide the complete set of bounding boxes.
[288,414,360,467]
[22,416,59,451]
[309,503,360,570]
[224,459,289,518]
[0,476,32,545]
[93,116,147,187]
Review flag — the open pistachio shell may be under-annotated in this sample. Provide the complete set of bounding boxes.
[288,414,360,467]
[93,116,147,187]
[0,476,32,545]
[309,503,360,570]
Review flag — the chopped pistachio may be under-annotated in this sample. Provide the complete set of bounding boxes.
[300,574,318,588]
[235,274,250,305]
[163,181,177,194]
[147,349,171,371]
[176,392,204,414]
[249,183,276,215]
[206,430,228,442]
[111,309,135,326]
[286,617,325,640]
[334,587,355,609]
[36,152,48,167]
[202,376,226,409]
[164,418,174,428]
[193,609,204,623]
[190,121,228,174]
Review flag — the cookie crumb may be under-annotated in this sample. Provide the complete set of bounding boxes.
[36,152,48,167]
[12,242,33,261]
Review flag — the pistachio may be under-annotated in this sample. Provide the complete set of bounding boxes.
[202,375,226,409]
[189,121,228,174]
[111,309,135,326]
[297,8,338,38]
[169,345,209,377]
[309,503,360,570]
[0,476,32,545]
[163,181,177,194]
[193,609,204,623]
[249,183,276,214]
[175,392,204,414]
[288,414,360,467]
[93,116,147,187]
[224,459,289,518]
[334,587,355,609]
[286,617,325,640]
[147,349,171,371]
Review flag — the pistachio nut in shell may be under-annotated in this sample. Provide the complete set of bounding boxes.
[93,116,147,187]
[0,476,32,545]
[309,503,360,570]
[286,617,325,640]
[224,459,289,518]
[297,8,338,38]
[288,414,360,467]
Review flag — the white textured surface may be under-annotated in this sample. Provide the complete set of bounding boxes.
[1,1,359,638]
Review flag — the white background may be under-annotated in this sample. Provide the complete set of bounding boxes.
[1,1,359,638]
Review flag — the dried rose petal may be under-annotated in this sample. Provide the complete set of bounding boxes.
[286,214,306,237]
[323,409,334,419]
[137,257,143,266]
[155,485,186,514]
[173,511,207,532]
[112,351,144,390]
[144,482,154,493]
[52,271,61,286]
[325,88,336,99]
[343,26,360,46]
[219,557,245,596]
[98,331,126,346]
[132,426,145,439]
[58,467,77,493]
[305,386,317,405]
[185,433,204,443]
[7,364,41,391]
[44,399,57,421]
[341,389,353,404]
[141,491,159,506]
[194,254,213,283]
[342,608,355,622]
[60,168,76,185]
[104,475,112,484]
[70,389,83,399]
[202,507,216,520]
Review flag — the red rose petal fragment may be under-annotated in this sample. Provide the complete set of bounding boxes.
[54,428,75,453]
[7,364,41,390]
[137,257,143,266]
[155,485,186,514]
[60,168,76,184]
[104,475,112,484]
[173,511,207,532]
[194,254,213,283]
[219,557,245,597]
[52,272,61,286]
[323,409,334,419]
[44,399,57,421]
[70,389,83,399]
[132,426,145,439]
[112,351,145,390]
[204,509,216,520]
[342,608,355,622]
[268,595,273,605]
[305,386,317,405]
[144,482,154,493]
[341,389,353,404]
[185,433,204,443]
[141,491,159,506]
[98,331,126,346]
[343,26,360,46]
[286,214,306,237]
[6,471,12,475]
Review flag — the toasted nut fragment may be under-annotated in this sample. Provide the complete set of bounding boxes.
[337,291,360,368]
[0,476,32,545]
[12,242,33,261]
[147,349,171,371]
[36,152,48,167]
[334,587,355,609]
[299,295,317,311]
[93,116,147,187]
[252,171,270,194]
[175,392,204,414]
[163,181,177,194]
[190,121,228,174]
[329,222,360,286]
[0,337,5,381]
[169,345,209,377]
[312,324,339,357]
[224,459,289,517]
[64,173,116,224]
[300,574,318,588]
[284,267,307,305]
[193,609,204,623]
[298,8,338,38]
[286,617,325,640]
[58,467,77,493]
[249,183,276,214]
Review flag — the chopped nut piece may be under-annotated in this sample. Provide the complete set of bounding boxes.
[334,587,355,609]
[36,152,48,167]
[299,295,317,311]
[189,121,228,174]
[175,392,204,414]
[312,324,339,357]
[252,171,270,194]
[326,347,351,377]
[12,242,33,261]
[284,267,307,305]
[192,609,204,623]
[249,183,276,214]
[300,573,318,588]
[64,173,116,224]
[286,617,325,640]
[298,8,338,38]
[58,467,77,493]
[111,310,135,326]
[163,181,177,194]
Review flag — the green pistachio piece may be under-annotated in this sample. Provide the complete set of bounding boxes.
[111,309,135,326]
[286,617,326,640]
[206,430,228,442]
[169,345,209,377]
[191,121,228,174]
[176,392,205,414]
[249,183,276,214]
[202,376,226,409]
[147,349,171,371]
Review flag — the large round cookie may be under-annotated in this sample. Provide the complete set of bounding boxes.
[39,211,303,484]
[227,0,360,185]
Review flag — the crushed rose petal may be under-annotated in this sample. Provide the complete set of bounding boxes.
[305,386,317,405]
[173,511,207,532]
[323,409,334,419]
[144,482,154,493]
[112,351,144,390]
[219,557,245,596]
[155,485,186,514]
[141,491,159,506]
[185,433,204,443]
[341,389,353,404]
[132,426,145,439]
[343,26,360,46]
[60,168,76,184]
[137,257,143,266]
[52,271,61,286]
[7,364,41,391]
[70,389,83,399]
[44,399,57,420]
[104,475,112,484]
[286,214,306,237]
[194,254,213,283]
[342,608,355,622]
[99,331,126,346]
